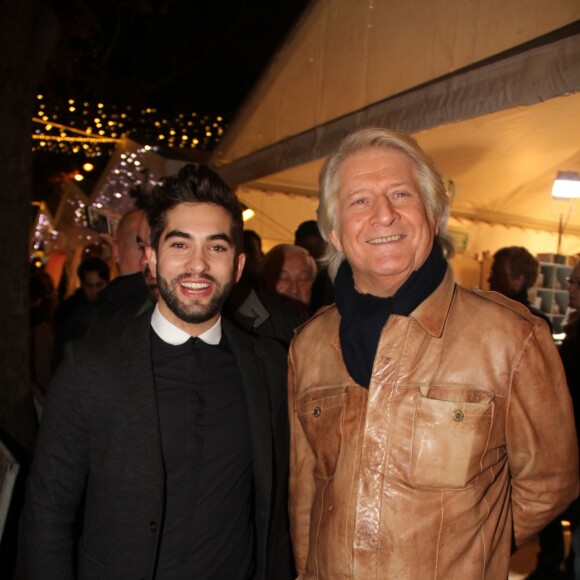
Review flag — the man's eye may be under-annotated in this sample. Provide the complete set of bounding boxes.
[393,190,408,198]
[210,245,227,252]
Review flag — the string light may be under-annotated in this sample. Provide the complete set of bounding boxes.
[32,134,120,143]
[32,95,227,156]
[91,144,162,217]
[30,202,61,256]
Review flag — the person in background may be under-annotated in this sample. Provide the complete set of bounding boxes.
[53,257,110,327]
[261,244,317,308]
[489,247,569,579]
[294,220,335,311]
[86,208,153,335]
[488,245,552,330]
[21,163,294,579]
[137,210,159,302]
[52,210,152,370]
[560,263,580,580]
[112,208,144,276]
[225,232,307,349]
[29,269,56,401]
[288,127,578,579]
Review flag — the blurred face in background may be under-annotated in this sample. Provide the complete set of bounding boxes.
[137,214,159,301]
[488,256,523,298]
[274,250,316,305]
[81,271,107,302]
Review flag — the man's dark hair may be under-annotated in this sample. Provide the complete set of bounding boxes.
[294,220,320,244]
[77,257,110,282]
[492,246,539,289]
[145,164,243,254]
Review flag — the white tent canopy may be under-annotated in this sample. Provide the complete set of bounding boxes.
[211,0,580,259]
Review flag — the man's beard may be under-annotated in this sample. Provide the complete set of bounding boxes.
[157,272,234,324]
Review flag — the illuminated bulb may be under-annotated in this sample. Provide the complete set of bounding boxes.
[74,174,84,182]
[83,163,94,172]
[242,208,255,222]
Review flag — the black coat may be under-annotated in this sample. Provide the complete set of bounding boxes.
[22,308,294,580]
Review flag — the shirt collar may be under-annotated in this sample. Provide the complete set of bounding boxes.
[151,303,222,345]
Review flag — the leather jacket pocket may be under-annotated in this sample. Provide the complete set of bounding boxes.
[298,386,347,479]
[409,388,493,489]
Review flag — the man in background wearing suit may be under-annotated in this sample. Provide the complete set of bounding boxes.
[21,164,294,580]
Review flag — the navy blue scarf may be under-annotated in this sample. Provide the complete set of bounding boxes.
[334,240,447,388]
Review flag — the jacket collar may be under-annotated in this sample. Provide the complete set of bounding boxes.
[409,266,455,337]
[328,265,455,349]
[150,303,222,345]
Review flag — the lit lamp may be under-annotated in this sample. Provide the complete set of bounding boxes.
[552,171,580,200]
[551,171,580,257]
[241,204,255,222]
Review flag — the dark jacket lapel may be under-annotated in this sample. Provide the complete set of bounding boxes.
[118,307,165,498]
[222,318,274,577]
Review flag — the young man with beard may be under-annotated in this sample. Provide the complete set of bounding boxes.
[21,164,294,580]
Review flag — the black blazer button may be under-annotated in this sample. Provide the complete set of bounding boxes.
[149,520,158,532]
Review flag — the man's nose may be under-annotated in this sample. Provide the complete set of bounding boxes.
[187,250,209,273]
[372,196,400,225]
[287,278,301,296]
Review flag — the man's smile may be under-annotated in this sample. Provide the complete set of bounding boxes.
[367,234,405,244]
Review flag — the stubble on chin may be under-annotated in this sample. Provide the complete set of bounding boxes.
[157,275,233,324]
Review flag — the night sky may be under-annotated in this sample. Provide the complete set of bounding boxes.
[41,0,311,120]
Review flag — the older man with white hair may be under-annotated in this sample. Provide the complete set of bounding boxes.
[287,128,578,579]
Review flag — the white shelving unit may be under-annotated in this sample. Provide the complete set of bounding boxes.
[533,262,572,332]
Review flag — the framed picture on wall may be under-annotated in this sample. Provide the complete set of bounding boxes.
[448,228,469,254]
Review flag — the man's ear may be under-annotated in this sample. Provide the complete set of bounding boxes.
[145,246,157,275]
[111,240,120,265]
[235,253,246,284]
[329,229,343,252]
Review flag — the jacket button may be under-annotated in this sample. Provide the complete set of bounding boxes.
[312,406,321,417]
[149,520,158,532]
[452,410,464,422]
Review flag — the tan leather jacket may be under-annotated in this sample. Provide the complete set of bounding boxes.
[288,268,579,579]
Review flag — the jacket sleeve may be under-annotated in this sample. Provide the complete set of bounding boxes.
[507,320,579,548]
[287,346,317,575]
[21,343,89,579]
